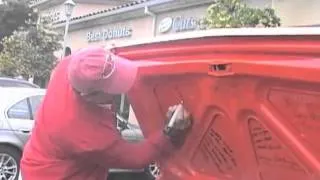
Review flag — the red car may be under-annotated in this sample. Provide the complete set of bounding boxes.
[114,27,320,180]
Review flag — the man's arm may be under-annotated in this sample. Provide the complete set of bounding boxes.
[58,104,191,169]
[69,130,173,169]
[98,131,173,169]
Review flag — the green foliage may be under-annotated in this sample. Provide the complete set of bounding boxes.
[204,0,281,28]
[0,22,62,85]
[0,0,38,49]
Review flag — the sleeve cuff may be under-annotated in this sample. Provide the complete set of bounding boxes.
[147,130,175,155]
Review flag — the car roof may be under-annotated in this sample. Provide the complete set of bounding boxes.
[0,77,40,88]
[0,87,46,110]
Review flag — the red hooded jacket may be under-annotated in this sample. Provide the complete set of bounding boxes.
[20,57,173,180]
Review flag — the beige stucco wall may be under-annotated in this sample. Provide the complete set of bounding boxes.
[67,16,153,50]
[244,0,272,8]
[155,0,271,36]
[245,0,320,26]
[66,3,213,51]
[40,3,112,23]
[273,0,320,26]
[62,0,320,51]
[53,0,320,51]
[73,4,113,17]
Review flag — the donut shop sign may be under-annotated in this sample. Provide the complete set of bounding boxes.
[87,26,132,42]
[158,16,205,34]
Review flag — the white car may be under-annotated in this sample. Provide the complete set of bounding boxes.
[0,87,45,180]
[0,77,39,88]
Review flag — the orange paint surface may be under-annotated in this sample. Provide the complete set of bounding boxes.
[114,34,320,180]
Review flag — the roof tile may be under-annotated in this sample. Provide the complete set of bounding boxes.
[53,0,150,25]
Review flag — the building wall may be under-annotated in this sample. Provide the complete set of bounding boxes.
[244,0,320,27]
[73,4,113,17]
[40,3,112,23]
[48,0,320,45]
[68,16,153,49]
[64,1,271,125]
[244,0,272,8]
[67,0,274,48]
[273,0,320,26]
[67,4,211,50]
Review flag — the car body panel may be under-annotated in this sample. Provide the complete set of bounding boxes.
[1,118,33,148]
[113,28,320,180]
[0,88,45,150]
[0,129,25,150]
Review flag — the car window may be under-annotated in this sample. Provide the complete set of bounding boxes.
[29,95,44,118]
[7,99,31,120]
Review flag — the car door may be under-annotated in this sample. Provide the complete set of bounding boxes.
[6,95,43,146]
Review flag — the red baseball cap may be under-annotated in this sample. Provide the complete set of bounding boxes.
[68,46,138,94]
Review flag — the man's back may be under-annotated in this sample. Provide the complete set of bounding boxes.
[21,58,115,180]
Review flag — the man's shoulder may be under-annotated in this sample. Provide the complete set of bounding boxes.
[57,57,71,68]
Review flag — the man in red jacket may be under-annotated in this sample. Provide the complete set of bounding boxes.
[20,46,192,180]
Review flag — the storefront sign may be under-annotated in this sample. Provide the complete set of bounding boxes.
[29,0,42,6]
[158,17,174,33]
[87,27,132,42]
[41,11,61,22]
[158,16,206,34]
[41,7,63,22]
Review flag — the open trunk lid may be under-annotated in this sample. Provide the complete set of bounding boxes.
[113,28,320,180]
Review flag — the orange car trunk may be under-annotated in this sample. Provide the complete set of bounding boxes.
[113,28,320,180]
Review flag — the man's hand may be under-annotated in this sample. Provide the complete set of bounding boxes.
[163,104,193,147]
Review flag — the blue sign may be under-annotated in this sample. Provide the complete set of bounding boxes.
[158,16,205,34]
[172,16,198,32]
